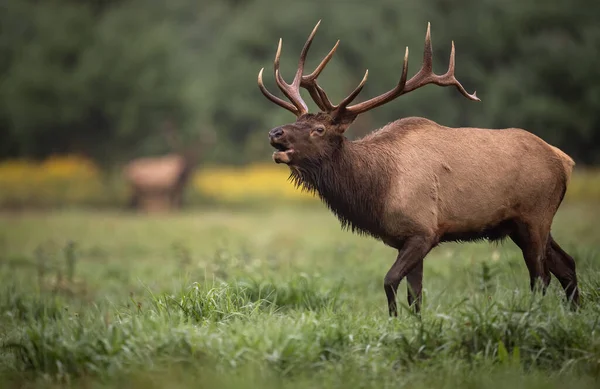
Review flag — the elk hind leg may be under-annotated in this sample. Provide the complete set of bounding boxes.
[547,235,579,307]
[510,222,551,295]
[406,261,424,314]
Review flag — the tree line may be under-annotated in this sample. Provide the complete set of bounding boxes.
[1,0,599,167]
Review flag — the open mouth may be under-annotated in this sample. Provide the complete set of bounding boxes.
[271,142,294,164]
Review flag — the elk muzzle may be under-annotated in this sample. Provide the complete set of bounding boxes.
[269,127,294,164]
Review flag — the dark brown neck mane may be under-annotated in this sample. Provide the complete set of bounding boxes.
[289,137,393,240]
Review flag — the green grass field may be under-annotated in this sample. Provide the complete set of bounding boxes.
[0,202,599,388]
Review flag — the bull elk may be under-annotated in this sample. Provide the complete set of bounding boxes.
[123,121,213,213]
[257,21,579,316]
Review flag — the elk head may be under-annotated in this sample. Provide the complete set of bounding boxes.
[258,21,479,166]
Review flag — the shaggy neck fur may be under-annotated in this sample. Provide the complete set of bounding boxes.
[289,136,393,240]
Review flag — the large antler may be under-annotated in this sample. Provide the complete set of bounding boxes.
[258,22,479,120]
[258,21,344,116]
[259,21,341,116]
[341,22,479,118]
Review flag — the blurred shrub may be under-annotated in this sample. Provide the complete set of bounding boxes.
[0,156,316,209]
[565,169,600,203]
[193,164,316,204]
[0,156,108,208]
[0,156,597,209]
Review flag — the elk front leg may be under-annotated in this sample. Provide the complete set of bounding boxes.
[384,235,435,317]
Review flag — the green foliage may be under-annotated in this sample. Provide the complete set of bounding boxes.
[0,0,599,165]
[0,0,195,164]
[0,205,600,387]
[3,277,600,382]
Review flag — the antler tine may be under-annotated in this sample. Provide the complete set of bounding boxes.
[402,23,479,100]
[271,20,339,115]
[396,23,434,93]
[273,39,309,114]
[301,40,339,111]
[423,22,433,73]
[343,22,478,117]
[260,20,337,117]
[334,70,369,114]
[258,68,299,115]
[439,41,479,101]
[304,40,339,80]
[293,20,321,87]
[343,46,410,115]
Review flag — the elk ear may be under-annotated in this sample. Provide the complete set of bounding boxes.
[310,125,326,137]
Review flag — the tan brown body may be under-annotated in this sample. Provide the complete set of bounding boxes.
[123,154,189,212]
[123,121,211,213]
[258,22,579,316]
[366,117,573,243]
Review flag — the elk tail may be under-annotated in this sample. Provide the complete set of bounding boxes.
[549,145,575,187]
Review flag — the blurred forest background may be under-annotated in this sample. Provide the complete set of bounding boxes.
[0,0,599,208]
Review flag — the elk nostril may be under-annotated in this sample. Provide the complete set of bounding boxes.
[269,128,284,138]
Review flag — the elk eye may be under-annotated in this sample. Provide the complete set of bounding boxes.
[314,126,325,134]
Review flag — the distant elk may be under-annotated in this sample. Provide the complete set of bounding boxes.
[257,21,579,316]
[123,122,213,213]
